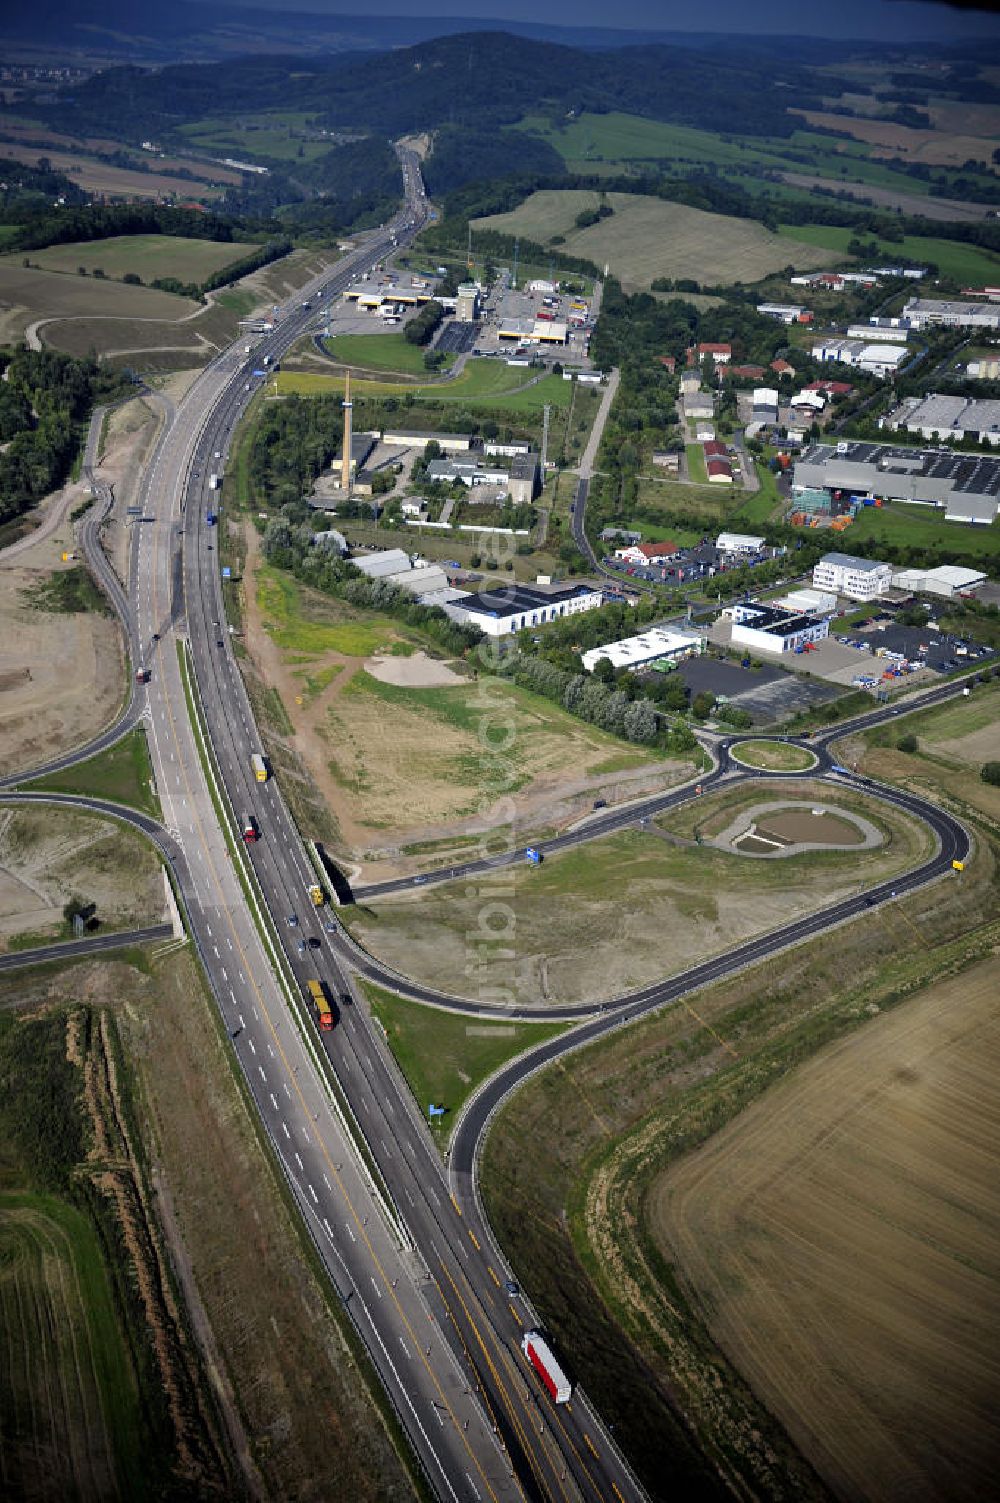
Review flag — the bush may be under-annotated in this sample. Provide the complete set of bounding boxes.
[981,761,1000,786]
[897,733,918,753]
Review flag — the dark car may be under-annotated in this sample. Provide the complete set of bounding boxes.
[504,1279,519,1297]
[593,798,607,810]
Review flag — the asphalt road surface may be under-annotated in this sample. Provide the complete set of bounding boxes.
[0,921,174,972]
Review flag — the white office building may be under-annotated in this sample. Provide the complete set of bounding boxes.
[717,531,765,556]
[812,552,892,601]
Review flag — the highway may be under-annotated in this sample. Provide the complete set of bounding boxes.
[0,921,174,972]
[0,143,982,1503]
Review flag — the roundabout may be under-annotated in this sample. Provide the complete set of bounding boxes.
[729,738,819,773]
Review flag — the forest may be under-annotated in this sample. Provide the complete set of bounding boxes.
[0,349,128,526]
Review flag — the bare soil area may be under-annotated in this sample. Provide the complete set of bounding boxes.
[652,955,1000,1503]
[365,650,463,687]
[0,805,164,949]
[0,497,124,778]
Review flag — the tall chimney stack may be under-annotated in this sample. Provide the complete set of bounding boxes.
[341,369,353,493]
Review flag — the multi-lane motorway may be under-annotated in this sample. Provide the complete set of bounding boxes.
[1,144,979,1503]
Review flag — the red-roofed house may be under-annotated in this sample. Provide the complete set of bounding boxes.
[706,457,733,483]
[657,355,677,373]
[697,342,731,365]
[725,364,766,380]
[613,540,679,565]
[805,379,854,397]
[770,358,794,377]
[702,440,729,459]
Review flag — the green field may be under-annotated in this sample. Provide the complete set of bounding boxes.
[178,112,332,163]
[276,359,571,410]
[777,224,1000,286]
[22,233,253,284]
[364,982,566,1144]
[322,331,455,375]
[847,503,1000,567]
[26,726,162,819]
[257,563,403,656]
[517,112,944,202]
[732,739,818,771]
[474,191,834,291]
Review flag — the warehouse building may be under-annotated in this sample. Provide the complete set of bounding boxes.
[381,429,473,453]
[792,440,1000,524]
[582,627,702,673]
[810,337,908,376]
[728,602,830,655]
[813,552,892,601]
[882,394,1000,446]
[352,550,453,600]
[444,582,603,638]
[902,298,1000,331]
[889,564,986,599]
[497,318,568,345]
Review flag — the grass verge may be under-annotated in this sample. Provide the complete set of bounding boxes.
[363,981,566,1147]
[25,725,162,819]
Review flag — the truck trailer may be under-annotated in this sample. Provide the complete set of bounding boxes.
[307,978,334,1030]
[521,1331,572,1404]
[251,753,269,783]
[209,474,221,490]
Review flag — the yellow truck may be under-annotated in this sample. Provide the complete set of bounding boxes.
[251,753,269,783]
[308,883,325,907]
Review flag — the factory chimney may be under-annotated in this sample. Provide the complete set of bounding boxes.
[341,370,353,493]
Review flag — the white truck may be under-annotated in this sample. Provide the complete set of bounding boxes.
[521,1331,572,1404]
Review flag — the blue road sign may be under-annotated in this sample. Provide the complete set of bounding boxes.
[222,566,232,580]
[428,1104,445,1118]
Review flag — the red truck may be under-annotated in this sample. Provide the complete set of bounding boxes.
[521,1331,572,1404]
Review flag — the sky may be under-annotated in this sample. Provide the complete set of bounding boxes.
[225,0,1000,43]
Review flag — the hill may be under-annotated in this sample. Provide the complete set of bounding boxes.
[474,191,837,289]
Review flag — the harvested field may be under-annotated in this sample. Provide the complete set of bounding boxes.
[354,788,926,1007]
[790,109,1000,167]
[25,234,253,284]
[0,804,164,950]
[0,118,242,182]
[0,489,125,775]
[653,954,1000,1502]
[473,192,835,290]
[0,141,225,199]
[0,1191,131,1501]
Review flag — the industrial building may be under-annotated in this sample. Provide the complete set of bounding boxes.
[455,282,480,321]
[444,582,603,638]
[484,439,532,458]
[582,627,702,673]
[813,552,892,601]
[717,531,765,556]
[902,298,1000,331]
[967,357,1000,379]
[351,550,453,600]
[381,429,473,453]
[810,337,908,376]
[426,458,510,489]
[508,452,541,505]
[882,394,1000,446]
[792,440,1000,524]
[756,303,810,324]
[728,601,830,655]
[847,322,909,343]
[890,564,986,599]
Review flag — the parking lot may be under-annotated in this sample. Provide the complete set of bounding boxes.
[834,621,996,675]
[677,655,839,723]
[436,320,479,354]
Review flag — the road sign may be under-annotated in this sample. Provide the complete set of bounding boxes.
[428,1104,445,1118]
[126,505,142,515]
[952,859,965,871]
[221,566,231,580]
